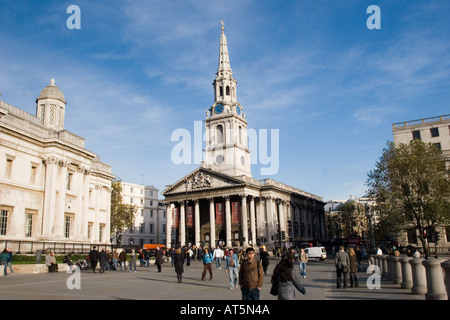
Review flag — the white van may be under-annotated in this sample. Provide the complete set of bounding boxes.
[304,246,327,261]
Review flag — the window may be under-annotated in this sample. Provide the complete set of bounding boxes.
[65,216,72,238]
[226,86,230,95]
[5,156,14,179]
[412,130,421,140]
[25,211,35,237]
[67,172,73,190]
[0,209,9,235]
[149,223,154,234]
[130,197,134,204]
[150,210,154,218]
[239,126,242,145]
[216,125,224,144]
[430,127,439,137]
[99,224,105,242]
[434,143,442,150]
[130,187,134,193]
[219,86,223,97]
[140,223,145,233]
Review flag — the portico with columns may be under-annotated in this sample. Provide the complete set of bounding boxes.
[163,23,325,250]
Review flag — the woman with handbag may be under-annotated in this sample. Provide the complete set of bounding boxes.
[335,246,350,288]
[270,255,306,300]
[348,247,359,287]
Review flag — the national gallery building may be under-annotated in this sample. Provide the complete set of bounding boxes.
[163,25,326,250]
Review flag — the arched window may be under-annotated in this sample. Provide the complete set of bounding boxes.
[216,125,224,144]
[226,86,230,95]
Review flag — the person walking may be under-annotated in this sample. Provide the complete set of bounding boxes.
[225,248,240,289]
[348,247,359,287]
[1,248,10,276]
[129,249,137,272]
[260,246,270,276]
[213,246,224,270]
[173,248,185,283]
[155,246,164,272]
[271,255,306,300]
[335,246,350,288]
[299,248,308,278]
[119,249,127,271]
[201,248,214,281]
[112,249,119,271]
[99,249,108,273]
[239,247,264,300]
[89,246,100,273]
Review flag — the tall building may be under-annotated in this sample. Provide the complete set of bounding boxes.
[0,79,114,252]
[392,114,449,249]
[162,25,325,250]
[392,114,450,168]
[116,182,171,246]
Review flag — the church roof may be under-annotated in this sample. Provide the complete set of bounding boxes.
[36,78,66,103]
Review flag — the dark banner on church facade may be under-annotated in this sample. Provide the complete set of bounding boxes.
[215,203,224,226]
[187,205,194,228]
[232,201,240,224]
[172,207,178,228]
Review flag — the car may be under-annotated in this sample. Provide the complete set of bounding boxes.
[304,246,327,261]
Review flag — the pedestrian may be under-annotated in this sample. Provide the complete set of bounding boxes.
[45,251,58,272]
[173,248,184,283]
[225,248,240,289]
[239,247,264,300]
[119,249,127,271]
[99,249,107,273]
[299,248,308,278]
[213,246,223,270]
[376,246,383,255]
[413,249,421,258]
[271,255,306,300]
[138,249,146,267]
[63,252,75,272]
[6,248,14,275]
[348,247,359,287]
[201,248,214,281]
[112,249,119,271]
[260,246,270,275]
[89,246,100,273]
[1,248,10,276]
[129,249,137,272]
[155,246,164,272]
[335,246,350,288]
[144,249,150,267]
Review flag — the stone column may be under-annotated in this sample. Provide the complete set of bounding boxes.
[209,198,216,248]
[165,203,172,248]
[392,256,402,284]
[386,255,394,281]
[381,255,389,279]
[400,256,413,289]
[225,196,232,248]
[194,199,200,248]
[249,196,256,247]
[180,202,186,247]
[42,156,58,239]
[440,259,450,300]
[422,258,447,300]
[241,194,249,248]
[409,257,427,295]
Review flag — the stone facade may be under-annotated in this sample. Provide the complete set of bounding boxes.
[0,79,114,251]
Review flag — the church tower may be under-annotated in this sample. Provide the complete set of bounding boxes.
[204,22,252,178]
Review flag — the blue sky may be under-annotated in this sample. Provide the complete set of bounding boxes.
[1,0,449,201]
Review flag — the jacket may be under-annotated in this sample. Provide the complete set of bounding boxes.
[225,253,239,270]
[335,250,350,270]
[273,267,306,300]
[239,258,264,289]
[203,253,213,264]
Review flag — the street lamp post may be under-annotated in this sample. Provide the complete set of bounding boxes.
[365,203,375,254]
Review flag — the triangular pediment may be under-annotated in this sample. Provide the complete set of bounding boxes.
[162,167,245,196]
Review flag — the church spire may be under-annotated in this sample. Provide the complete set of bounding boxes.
[217,19,232,77]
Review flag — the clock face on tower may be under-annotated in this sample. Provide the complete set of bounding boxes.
[236,105,241,115]
[215,103,224,114]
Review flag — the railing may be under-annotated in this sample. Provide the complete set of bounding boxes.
[393,114,450,129]
[0,240,112,254]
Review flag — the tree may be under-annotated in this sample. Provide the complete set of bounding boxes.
[336,200,368,239]
[366,140,450,256]
[110,178,137,246]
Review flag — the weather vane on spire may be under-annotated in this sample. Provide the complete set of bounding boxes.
[221,18,225,31]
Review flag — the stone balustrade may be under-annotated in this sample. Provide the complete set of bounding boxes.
[369,254,449,300]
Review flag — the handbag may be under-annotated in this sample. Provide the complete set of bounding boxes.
[270,282,278,296]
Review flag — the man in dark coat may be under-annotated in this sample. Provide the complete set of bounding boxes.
[99,249,107,273]
[155,246,164,272]
[89,246,100,273]
[174,248,185,283]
